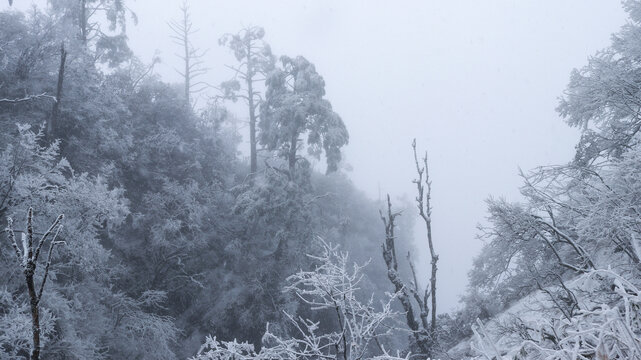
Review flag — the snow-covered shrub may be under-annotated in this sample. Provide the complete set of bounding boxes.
[192,239,408,360]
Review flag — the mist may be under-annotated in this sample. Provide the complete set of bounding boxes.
[118,0,626,311]
[1,1,637,359]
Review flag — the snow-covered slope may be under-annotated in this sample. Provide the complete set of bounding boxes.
[449,269,641,360]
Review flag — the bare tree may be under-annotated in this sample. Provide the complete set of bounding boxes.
[168,2,208,109]
[411,139,438,336]
[4,208,64,360]
[379,140,439,357]
[380,195,432,357]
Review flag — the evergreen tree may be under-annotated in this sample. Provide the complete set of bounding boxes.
[259,56,348,177]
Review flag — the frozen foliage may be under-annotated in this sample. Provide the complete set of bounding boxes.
[260,55,349,175]
[0,289,56,358]
[192,334,410,360]
[558,0,641,164]
[192,240,408,360]
[0,125,179,359]
[471,269,641,360]
[460,110,641,359]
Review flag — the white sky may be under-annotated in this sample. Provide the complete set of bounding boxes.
[7,0,629,312]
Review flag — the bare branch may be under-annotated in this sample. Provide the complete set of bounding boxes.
[37,225,63,304]
[380,195,432,356]
[33,214,64,263]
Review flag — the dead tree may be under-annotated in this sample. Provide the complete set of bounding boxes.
[5,208,64,360]
[168,2,209,109]
[381,195,432,357]
[380,140,440,357]
[411,139,439,337]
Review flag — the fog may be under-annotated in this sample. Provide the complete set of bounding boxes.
[7,0,627,312]
[8,0,641,358]
[121,0,626,311]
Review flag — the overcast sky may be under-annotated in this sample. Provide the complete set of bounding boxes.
[9,0,629,312]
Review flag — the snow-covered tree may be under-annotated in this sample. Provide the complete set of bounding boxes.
[259,55,348,177]
[458,3,641,357]
[558,0,641,165]
[219,26,275,174]
[48,0,135,66]
[4,208,63,360]
[0,124,179,359]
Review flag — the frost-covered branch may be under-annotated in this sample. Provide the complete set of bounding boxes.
[411,139,438,338]
[4,208,64,360]
[0,93,56,104]
[193,239,402,360]
[473,269,641,360]
[381,194,433,357]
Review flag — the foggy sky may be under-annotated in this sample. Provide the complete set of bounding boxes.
[7,0,628,312]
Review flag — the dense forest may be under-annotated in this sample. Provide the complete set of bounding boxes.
[1,1,641,360]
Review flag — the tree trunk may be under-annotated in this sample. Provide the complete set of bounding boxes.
[5,210,64,360]
[26,263,40,360]
[381,196,432,357]
[430,251,437,335]
[80,0,87,43]
[423,199,438,336]
[183,13,190,107]
[412,139,439,339]
[49,43,66,138]
[288,132,298,177]
[247,50,257,173]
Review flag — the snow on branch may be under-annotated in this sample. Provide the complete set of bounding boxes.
[192,239,408,360]
[472,268,641,359]
[0,93,57,104]
[4,208,64,360]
